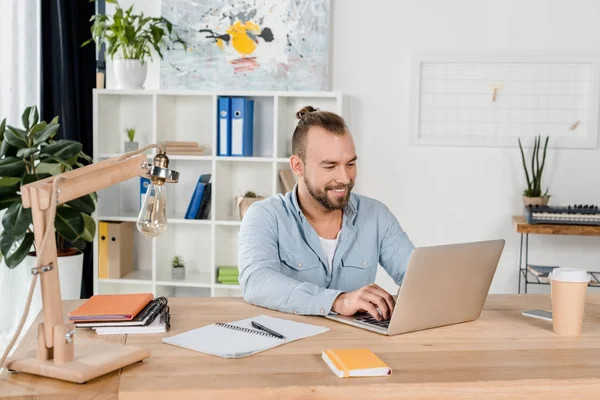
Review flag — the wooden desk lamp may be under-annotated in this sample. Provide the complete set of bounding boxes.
[1,146,178,383]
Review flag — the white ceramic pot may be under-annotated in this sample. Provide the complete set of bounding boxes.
[113,59,148,89]
[26,252,84,300]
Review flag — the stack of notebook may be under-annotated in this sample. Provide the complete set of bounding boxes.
[217,266,239,285]
[68,293,171,334]
[163,141,205,156]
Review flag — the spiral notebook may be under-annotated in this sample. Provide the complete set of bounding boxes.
[161,315,330,358]
[94,308,171,334]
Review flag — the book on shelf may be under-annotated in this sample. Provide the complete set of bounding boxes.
[217,266,239,284]
[163,140,206,155]
[185,174,212,219]
[527,265,600,286]
[526,264,559,277]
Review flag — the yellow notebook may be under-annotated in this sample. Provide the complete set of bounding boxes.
[322,348,392,378]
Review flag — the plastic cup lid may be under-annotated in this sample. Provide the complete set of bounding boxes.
[549,267,591,283]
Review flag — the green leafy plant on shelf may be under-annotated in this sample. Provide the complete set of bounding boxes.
[518,135,550,205]
[171,255,185,280]
[171,255,185,268]
[82,0,187,62]
[125,127,136,142]
[0,106,97,268]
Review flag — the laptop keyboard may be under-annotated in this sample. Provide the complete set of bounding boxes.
[355,315,390,329]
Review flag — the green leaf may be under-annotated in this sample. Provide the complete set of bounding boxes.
[39,154,73,169]
[2,201,32,237]
[0,118,6,141]
[16,147,38,158]
[36,162,62,175]
[0,177,21,187]
[21,106,39,131]
[0,157,26,177]
[21,173,52,186]
[55,206,84,242]
[66,194,96,215]
[0,232,34,269]
[5,127,29,149]
[33,122,60,146]
[0,186,19,211]
[78,151,93,164]
[39,140,82,162]
[81,213,96,242]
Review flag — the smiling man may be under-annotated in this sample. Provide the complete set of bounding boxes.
[237,106,415,321]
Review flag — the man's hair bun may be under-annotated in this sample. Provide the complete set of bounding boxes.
[296,105,318,120]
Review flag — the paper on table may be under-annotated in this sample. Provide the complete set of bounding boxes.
[161,315,330,358]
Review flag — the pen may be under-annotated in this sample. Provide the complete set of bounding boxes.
[251,321,286,339]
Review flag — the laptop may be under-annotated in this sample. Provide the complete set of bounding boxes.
[325,239,505,335]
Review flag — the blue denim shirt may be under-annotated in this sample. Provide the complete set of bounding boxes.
[237,184,415,316]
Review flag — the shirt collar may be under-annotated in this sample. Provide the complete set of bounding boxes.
[290,183,358,223]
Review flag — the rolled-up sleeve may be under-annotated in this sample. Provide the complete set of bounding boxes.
[238,203,342,315]
[378,205,415,285]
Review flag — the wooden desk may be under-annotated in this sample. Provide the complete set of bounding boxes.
[512,216,600,293]
[2,295,600,399]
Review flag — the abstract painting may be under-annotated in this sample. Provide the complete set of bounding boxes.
[160,0,330,91]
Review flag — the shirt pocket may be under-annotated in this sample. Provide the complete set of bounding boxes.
[340,250,378,291]
[279,250,323,284]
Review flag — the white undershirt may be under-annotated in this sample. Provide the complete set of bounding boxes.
[319,231,340,272]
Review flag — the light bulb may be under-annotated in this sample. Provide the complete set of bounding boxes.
[137,180,167,238]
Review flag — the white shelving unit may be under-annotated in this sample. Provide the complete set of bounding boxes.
[92,89,345,298]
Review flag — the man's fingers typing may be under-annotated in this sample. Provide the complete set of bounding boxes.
[361,291,389,320]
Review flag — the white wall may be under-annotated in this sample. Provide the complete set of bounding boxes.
[107,0,600,295]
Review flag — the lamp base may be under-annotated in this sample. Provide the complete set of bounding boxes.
[3,339,150,384]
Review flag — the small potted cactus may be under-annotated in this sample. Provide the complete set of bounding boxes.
[236,191,265,220]
[124,127,138,152]
[171,255,185,280]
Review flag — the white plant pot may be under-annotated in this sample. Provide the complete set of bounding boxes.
[113,59,148,89]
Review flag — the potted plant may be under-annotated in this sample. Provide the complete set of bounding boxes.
[171,255,185,280]
[0,106,96,299]
[518,135,551,206]
[83,0,186,89]
[124,127,138,152]
[236,191,265,220]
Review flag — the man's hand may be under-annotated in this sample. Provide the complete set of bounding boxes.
[331,284,395,321]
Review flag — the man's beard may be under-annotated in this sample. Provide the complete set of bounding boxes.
[304,177,354,211]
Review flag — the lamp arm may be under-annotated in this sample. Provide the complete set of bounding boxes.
[1,145,165,370]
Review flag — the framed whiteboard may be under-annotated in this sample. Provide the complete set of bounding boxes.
[409,54,600,148]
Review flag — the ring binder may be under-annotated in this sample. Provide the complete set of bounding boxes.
[215,322,284,340]
[142,297,168,326]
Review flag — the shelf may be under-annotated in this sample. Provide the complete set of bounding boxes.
[216,156,274,163]
[156,270,212,288]
[93,89,344,298]
[97,212,212,225]
[98,269,152,284]
[215,219,242,226]
[521,269,600,287]
[214,283,241,289]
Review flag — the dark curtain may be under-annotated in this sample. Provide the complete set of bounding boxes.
[40,0,96,299]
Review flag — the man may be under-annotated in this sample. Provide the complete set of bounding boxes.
[238,106,414,321]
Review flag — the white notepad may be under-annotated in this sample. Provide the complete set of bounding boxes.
[161,315,330,358]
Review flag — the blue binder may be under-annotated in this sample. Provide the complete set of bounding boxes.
[231,97,254,157]
[185,174,212,219]
[217,97,232,156]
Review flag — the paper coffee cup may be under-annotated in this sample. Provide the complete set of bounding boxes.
[549,268,590,336]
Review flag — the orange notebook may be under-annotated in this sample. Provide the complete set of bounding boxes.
[67,293,154,322]
[322,348,392,378]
